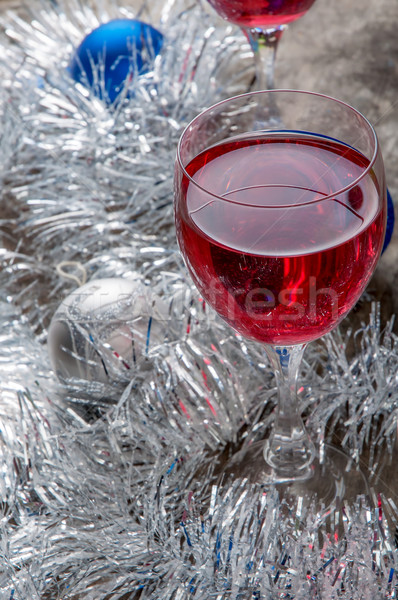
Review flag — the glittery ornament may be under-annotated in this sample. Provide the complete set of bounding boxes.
[47,277,170,384]
[68,18,164,103]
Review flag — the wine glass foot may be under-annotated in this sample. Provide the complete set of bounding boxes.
[222,440,370,514]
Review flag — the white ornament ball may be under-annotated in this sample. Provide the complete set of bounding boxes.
[48,277,169,384]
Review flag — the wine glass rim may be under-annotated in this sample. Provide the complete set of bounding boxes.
[176,89,379,208]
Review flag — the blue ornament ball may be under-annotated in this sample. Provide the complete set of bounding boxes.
[383,188,395,253]
[69,19,164,104]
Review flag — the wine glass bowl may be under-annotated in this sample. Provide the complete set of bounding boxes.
[175,91,386,346]
[174,90,386,495]
[206,0,317,29]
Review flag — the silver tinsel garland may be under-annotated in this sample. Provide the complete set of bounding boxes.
[0,0,397,598]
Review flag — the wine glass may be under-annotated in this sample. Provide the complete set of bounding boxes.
[174,90,386,501]
[205,0,317,90]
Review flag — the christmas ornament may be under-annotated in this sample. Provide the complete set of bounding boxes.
[47,277,170,384]
[68,18,164,104]
[384,188,395,252]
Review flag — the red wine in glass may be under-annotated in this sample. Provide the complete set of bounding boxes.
[205,0,318,89]
[175,90,387,496]
[177,133,385,346]
[207,0,317,28]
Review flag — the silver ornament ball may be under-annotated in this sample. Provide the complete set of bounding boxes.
[48,277,170,384]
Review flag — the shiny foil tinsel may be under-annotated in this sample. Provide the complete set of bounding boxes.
[0,0,398,598]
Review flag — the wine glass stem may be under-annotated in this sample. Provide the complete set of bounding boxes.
[245,26,285,90]
[263,344,315,480]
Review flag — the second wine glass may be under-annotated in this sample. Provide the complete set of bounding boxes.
[206,0,317,90]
